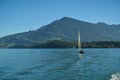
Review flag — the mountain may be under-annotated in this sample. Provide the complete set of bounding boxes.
[0,17,120,48]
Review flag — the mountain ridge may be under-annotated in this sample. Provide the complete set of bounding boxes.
[0,17,120,48]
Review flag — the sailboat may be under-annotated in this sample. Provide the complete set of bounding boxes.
[78,31,84,54]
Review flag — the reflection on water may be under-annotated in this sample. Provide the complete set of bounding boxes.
[0,48,120,80]
[79,53,83,59]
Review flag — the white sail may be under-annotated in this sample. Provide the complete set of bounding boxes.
[78,31,84,56]
[78,31,81,50]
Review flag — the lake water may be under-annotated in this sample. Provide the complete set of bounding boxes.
[0,48,120,80]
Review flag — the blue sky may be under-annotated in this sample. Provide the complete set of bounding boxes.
[0,0,120,37]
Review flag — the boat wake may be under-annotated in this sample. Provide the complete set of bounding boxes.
[110,73,120,80]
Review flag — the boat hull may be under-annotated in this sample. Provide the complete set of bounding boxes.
[79,50,84,54]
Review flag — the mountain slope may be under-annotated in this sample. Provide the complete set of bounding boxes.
[0,17,120,47]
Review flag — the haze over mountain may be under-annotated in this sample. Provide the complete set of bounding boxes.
[0,17,120,48]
